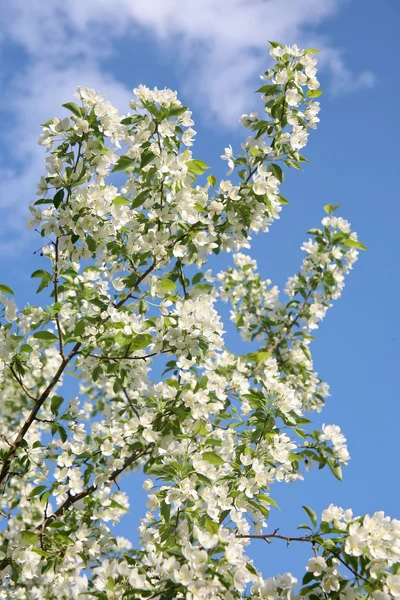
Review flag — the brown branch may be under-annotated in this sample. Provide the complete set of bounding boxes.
[333,552,370,584]
[8,364,38,401]
[114,222,202,309]
[237,529,370,584]
[0,237,164,490]
[115,259,160,309]
[0,188,202,493]
[237,529,313,545]
[122,388,139,418]
[38,445,151,531]
[0,341,81,490]
[84,352,160,362]
[178,261,188,299]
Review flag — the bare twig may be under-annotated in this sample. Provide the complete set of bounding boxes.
[8,364,38,401]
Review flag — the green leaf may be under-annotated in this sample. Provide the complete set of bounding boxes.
[58,425,67,443]
[254,502,270,519]
[192,273,203,285]
[258,494,280,509]
[302,505,317,528]
[256,351,271,362]
[306,90,323,98]
[250,147,262,156]
[160,501,170,523]
[62,102,82,117]
[53,189,65,209]
[39,491,51,505]
[204,517,219,535]
[86,235,97,253]
[31,269,52,293]
[246,563,258,576]
[31,547,52,557]
[304,48,320,54]
[31,269,50,279]
[194,283,213,292]
[140,151,156,168]
[131,190,149,209]
[113,196,131,206]
[187,160,210,176]
[327,458,342,481]
[269,41,284,49]
[34,198,53,206]
[343,238,368,251]
[269,163,284,183]
[54,532,74,546]
[159,279,177,294]
[20,344,33,353]
[202,452,225,466]
[302,572,314,585]
[130,333,153,351]
[300,345,312,362]
[255,84,280,96]
[279,195,290,205]
[32,331,58,341]
[21,530,39,544]
[74,320,85,336]
[51,395,63,416]
[0,284,14,296]
[29,485,47,498]
[115,331,129,347]
[145,102,159,118]
[169,105,188,118]
[112,155,136,173]
[324,203,340,215]
[207,174,217,187]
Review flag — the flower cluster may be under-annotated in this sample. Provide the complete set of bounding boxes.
[0,42,391,600]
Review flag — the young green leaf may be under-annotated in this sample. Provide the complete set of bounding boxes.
[62,102,82,117]
[202,452,225,465]
[0,284,14,295]
[302,505,317,528]
[32,331,58,341]
[324,203,340,215]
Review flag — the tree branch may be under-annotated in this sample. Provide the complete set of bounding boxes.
[38,445,151,531]
[0,341,81,490]
[8,364,38,401]
[237,529,370,584]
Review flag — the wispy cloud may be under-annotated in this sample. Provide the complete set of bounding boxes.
[0,0,375,250]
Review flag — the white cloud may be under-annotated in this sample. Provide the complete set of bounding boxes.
[0,0,375,250]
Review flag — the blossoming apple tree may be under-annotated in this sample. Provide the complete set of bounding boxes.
[0,42,398,599]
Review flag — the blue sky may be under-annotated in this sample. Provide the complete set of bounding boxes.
[1,0,399,582]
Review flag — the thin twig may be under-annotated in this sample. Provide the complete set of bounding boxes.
[8,364,38,401]
[84,352,160,362]
[237,530,370,584]
[38,445,151,531]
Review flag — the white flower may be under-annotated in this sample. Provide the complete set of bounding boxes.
[173,564,193,586]
[306,556,327,576]
[100,438,114,456]
[142,479,154,491]
[322,504,344,523]
[386,574,400,598]
[194,526,219,549]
